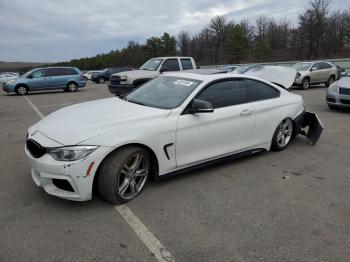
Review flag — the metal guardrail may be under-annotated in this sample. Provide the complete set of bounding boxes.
[201,57,350,72]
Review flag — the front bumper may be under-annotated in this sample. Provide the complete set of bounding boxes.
[108,83,135,96]
[25,144,108,201]
[294,111,324,145]
[326,90,350,108]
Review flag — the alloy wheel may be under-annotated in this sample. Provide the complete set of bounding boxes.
[68,83,77,92]
[17,86,28,95]
[277,119,293,148]
[117,152,149,200]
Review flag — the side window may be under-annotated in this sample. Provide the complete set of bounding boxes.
[161,59,180,71]
[311,63,320,71]
[319,62,332,69]
[245,79,280,102]
[197,80,245,109]
[32,69,46,78]
[180,59,193,70]
[64,68,78,75]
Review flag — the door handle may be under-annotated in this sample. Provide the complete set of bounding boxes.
[240,109,252,116]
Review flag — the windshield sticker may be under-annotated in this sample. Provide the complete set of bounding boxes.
[174,79,195,87]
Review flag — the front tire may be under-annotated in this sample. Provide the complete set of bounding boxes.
[271,118,293,151]
[98,77,105,84]
[15,85,29,95]
[98,146,151,204]
[301,77,310,90]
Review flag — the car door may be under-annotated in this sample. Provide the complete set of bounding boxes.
[243,79,283,147]
[319,62,333,82]
[309,63,322,83]
[27,69,47,90]
[176,78,255,167]
[45,68,64,89]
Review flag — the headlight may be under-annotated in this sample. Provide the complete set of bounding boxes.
[47,146,98,161]
[329,82,337,92]
[120,75,127,81]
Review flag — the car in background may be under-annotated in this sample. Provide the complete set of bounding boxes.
[0,72,19,86]
[108,57,196,96]
[293,61,338,89]
[84,70,102,80]
[326,76,350,109]
[2,67,86,95]
[220,64,238,72]
[231,64,260,74]
[91,67,131,84]
[335,65,347,79]
[25,68,322,204]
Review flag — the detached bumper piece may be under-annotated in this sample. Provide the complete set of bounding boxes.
[294,111,324,145]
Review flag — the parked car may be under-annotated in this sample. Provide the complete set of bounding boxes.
[91,67,131,84]
[335,65,347,79]
[83,70,102,80]
[0,72,19,86]
[108,57,196,96]
[25,68,323,204]
[220,64,238,72]
[2,67,86,95]
[326,76,350,109]
[293,61,338,89]
[231,64,260,74]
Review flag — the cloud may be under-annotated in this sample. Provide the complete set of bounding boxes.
[0,0,347,62]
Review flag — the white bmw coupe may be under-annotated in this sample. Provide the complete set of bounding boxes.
[25,70,323,204]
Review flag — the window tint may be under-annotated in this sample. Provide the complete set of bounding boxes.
[245,79,279,102]
[161,59,180,71]
[180,59,193,70]
[63,68,78,75]
[31,69,46,78]
[319,62,332,69]
[197,80,245,109]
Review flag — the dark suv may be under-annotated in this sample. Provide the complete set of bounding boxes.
[91,67,132,84]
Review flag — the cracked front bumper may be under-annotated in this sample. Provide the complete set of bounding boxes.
[294,111,324,145]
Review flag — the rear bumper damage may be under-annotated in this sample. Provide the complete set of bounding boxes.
[294,111,324,145]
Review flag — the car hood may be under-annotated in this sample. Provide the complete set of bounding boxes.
[113,70,159,78]
[243,66,297,89]
[337,76,350,88]
[33,98,170,145]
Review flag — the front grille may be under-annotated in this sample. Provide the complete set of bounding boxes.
[327,97,336,103]
[339,88,350,95]
[26,139,46,158]
[340,99,350,105]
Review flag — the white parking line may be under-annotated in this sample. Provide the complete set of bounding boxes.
[116,205,174,262]
[23,95,175,262]
[24,96,45,119]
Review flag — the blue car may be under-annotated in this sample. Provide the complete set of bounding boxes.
[2,67,86,95]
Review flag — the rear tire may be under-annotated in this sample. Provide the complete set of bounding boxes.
[66,82,78,92]
[15,85,29,95]
[271,118,293,151]
[98,146,151,204]
[301,77,310,90]
[325,75,335,87]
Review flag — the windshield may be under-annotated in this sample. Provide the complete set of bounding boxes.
[126,76,202,109]
[140,58,163,71]
[21,68,37,78]
[293,62,312,71]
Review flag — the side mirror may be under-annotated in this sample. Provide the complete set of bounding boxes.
[310,67,317,72]
[160,67,168,73]
[189,99,214,114]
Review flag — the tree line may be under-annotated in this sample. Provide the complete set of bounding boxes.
[54,0,350,70]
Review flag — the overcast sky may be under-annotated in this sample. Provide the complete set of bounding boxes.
[0,0,347,62]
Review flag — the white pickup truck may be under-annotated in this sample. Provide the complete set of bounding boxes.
[108,56,196,96]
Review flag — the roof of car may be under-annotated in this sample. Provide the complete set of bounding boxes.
[164,71,252,82]
[154,56,194,59]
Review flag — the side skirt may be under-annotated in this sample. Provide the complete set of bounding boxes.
[158,148,267,180]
